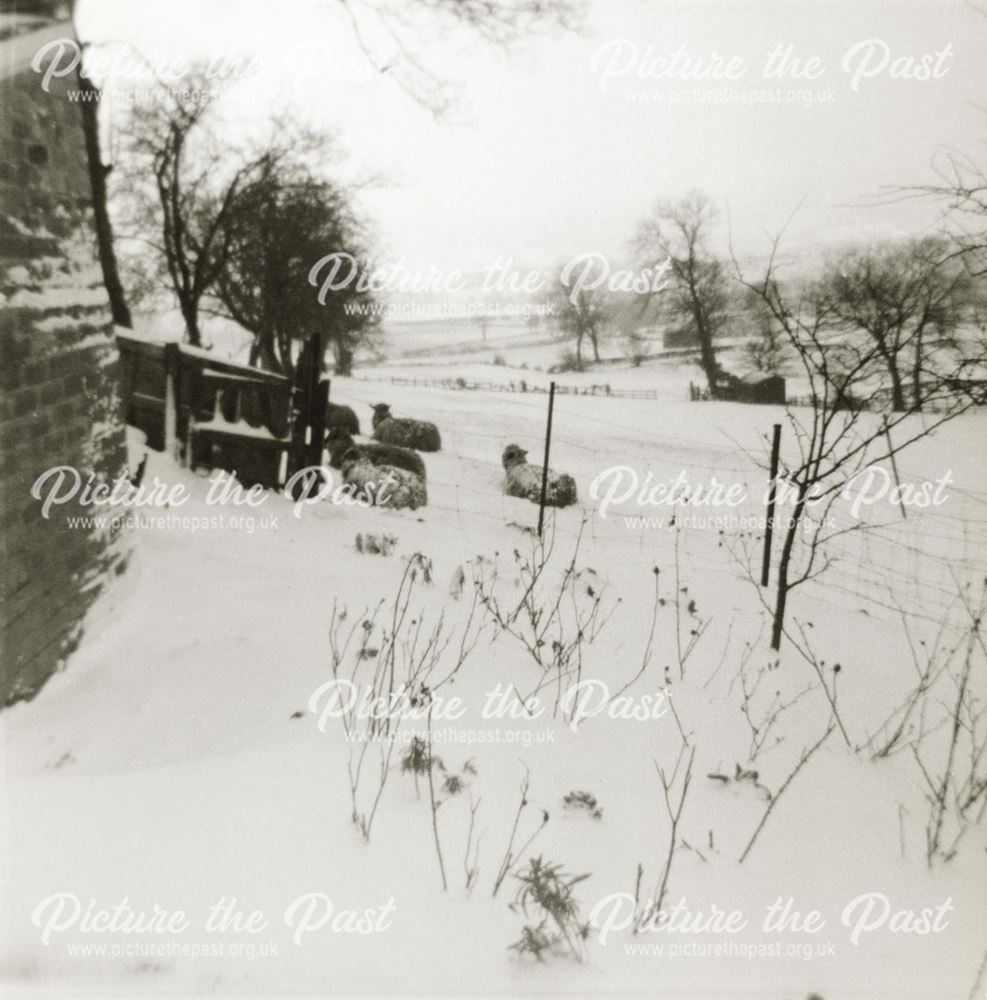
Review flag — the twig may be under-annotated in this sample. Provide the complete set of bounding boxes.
[792,620,852,748]
[464,793,482,894]
[652,745,696,912]
[967,945,987,1000]
[425,708,447,890]
[739,725,835,863]
[492,769,548,897]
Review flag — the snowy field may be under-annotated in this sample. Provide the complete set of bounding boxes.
[2,368,986,999]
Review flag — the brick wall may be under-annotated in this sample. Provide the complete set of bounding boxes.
[0,14,130,705]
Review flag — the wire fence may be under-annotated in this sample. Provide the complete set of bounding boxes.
[351,372,987,413]
[333,377,987,633]
[352,373,660,400]
[782,393,975,415]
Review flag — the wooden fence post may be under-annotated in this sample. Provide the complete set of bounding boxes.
[307,379,329,470]
[761,423,782,587]
[537,380,557,537]
[163,342,179,462]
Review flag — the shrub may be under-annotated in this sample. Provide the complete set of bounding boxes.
[401,736,442,777]
[355,532,398,556]
[623,329,651,367]
[562,790,602,819]
[509,856,591,962]
[557,348,584,373]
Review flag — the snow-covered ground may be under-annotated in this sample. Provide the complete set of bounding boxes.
[2,370,986,999]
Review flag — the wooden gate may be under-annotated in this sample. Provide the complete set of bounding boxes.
[116,332,329,490]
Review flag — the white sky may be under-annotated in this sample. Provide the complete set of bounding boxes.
[75,0,987,274]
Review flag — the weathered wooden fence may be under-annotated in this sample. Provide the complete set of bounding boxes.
[116,332,328,489]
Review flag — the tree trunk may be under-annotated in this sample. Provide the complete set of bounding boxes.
[277,328,296,377]
[698,338,718,391]
[180,300,202,347]
[691,302,718,393]
[249,330,280,372]
[335,342,354,377]
[875,337,905,411]
[770,489,806,650]
[75,72,132,329]
[888,364,905,412]
[912,327,924,412]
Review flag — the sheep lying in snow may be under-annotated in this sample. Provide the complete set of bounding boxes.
[340,448,427,511]
[327,402,360,436]
[326,428,426,481]
[502,443,577,508]
[371,403,441,452]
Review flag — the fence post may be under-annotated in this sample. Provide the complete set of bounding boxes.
[537,380,557,537]
[306,378,329,471]
[163,342,179,462]
[288,333,328,485]
[760,423,782,587]
[289,344,309,480]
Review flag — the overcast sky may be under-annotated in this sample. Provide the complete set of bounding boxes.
[75,0,987,275]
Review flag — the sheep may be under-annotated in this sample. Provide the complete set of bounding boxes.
[501,443,577,508]
[326,428,426,481]
[327,402,360,436]
[371,403,441,452]
[340,448,427,511]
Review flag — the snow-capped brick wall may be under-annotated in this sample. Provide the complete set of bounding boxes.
[0,14,130,706]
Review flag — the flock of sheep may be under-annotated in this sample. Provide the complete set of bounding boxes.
[323,400,578,512]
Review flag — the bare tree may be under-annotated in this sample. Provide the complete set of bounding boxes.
[612,286,661,367]
[906,150,987,277]
[636,192,730,392]
[550,274,608,369]
[742,288,786,375]
[821,236,972,411]
[215,130,378,376]
[733,224,982,650]
[73,0,583,335]
[622,327,651,367]
[120,75,274,346]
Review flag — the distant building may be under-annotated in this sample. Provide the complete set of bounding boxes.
[692,371,786,405]
[729,372,786,405]
[661,326,695,351]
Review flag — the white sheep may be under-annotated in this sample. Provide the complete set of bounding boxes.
[371,403,442,452]
[341,448,427,511]
[501,443,577,508]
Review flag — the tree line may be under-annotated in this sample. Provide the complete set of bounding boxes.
[68,0,986,409]
[73,0,585,377]
[551,191,986,416]
[115,85,377,377]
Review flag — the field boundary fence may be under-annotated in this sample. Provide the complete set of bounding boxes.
[335,376,987,633]
[351,373,660,400]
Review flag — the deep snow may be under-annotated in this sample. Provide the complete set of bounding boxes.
[2,366,986,1000]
